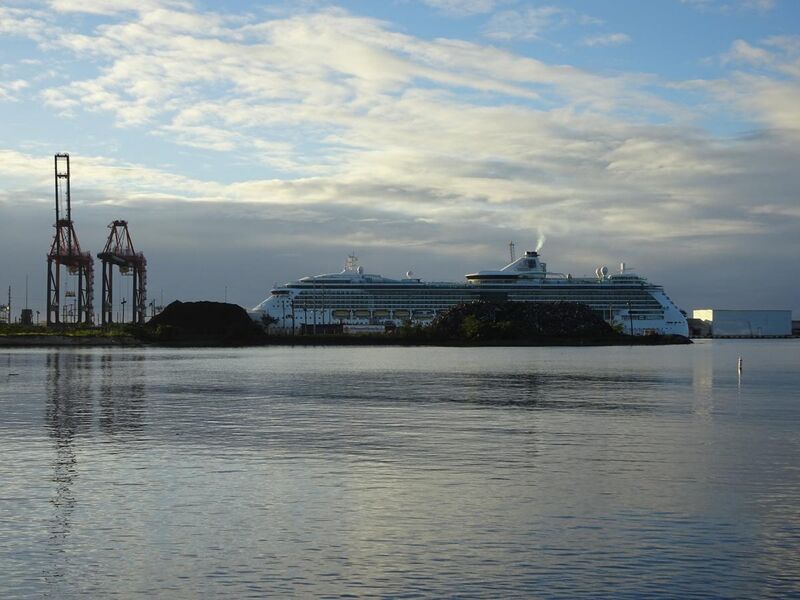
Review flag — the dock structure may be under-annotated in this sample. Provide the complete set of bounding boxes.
[98,220,147,325]
[46,153,94,326]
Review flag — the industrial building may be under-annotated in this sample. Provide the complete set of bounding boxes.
[691,309,792,338]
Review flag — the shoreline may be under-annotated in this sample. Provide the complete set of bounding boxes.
[0,335,143,347]
[0,333,691,348]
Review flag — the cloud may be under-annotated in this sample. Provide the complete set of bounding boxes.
[702,37,800,132]
[484,6,563,41]
[751,204,800,218]
[740,0,776,11]
[721,36,800,78]
[722,39,775,66]
[0,6,48,41]
[723,75,800,130]
[764,35,800,55]
[0,79,29,101]
[45,0,192,16]
[36,7,674,159]
[680,0,776,13]
[582,33,631,47]
[1,4,799,314]
[2,6,790,242]
[418,0,504,16]
[484,6,602,41]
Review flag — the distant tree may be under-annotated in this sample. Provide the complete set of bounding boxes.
[260,314,278,330]
[460,315,482,340]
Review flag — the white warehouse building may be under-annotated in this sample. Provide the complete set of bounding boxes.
[692,309,792,338]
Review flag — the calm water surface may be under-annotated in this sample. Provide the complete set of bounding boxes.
[1,341,799,598]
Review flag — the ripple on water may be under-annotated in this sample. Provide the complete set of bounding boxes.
[0,343,799,598]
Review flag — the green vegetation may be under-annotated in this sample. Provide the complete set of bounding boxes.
[0,323,135,337]
[1,300,689,347]
[398,300,688,345]
[260,301,689,346]
[422,300,620,343]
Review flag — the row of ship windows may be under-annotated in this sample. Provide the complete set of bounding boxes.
[286,299,663,308]
[287,283,657,290]
[285,294,660,303]
[279,311,666,321]
[280,302,663,315]
[286,304,663,313]
[286,289,656,298]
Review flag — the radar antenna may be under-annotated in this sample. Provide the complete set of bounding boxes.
[345,253,359,271]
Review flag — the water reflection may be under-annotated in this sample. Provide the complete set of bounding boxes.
[275,370,667,413]
[0,344,795,598]
[45,353,95,536]
[43,351,148,564]
[691,345,714,419]
[450,372,665,411]
[41,351,151,590]
[44,352,93,587]
[99,353,146,435]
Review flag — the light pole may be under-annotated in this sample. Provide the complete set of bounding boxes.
[121,298,127,324]
[627,301,633,336]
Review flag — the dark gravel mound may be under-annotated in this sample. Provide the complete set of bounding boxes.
[146,301,265,342]
[428,300,618,342]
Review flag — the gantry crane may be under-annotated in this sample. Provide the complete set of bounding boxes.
[46,154,94,326]
[98,220,147,325]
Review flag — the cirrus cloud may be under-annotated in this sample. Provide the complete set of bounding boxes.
[582,33,631,47]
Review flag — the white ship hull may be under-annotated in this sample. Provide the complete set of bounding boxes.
[250,251,689,337]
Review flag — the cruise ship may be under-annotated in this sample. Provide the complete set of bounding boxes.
[249,249,689,336]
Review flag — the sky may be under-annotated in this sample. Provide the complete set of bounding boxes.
[1,0,799,318]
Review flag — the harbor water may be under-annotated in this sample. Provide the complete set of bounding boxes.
[1,340,799,598]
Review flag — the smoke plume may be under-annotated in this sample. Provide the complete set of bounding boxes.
[535,231,546,252]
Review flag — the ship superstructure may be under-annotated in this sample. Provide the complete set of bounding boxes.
[250,250,688,336]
